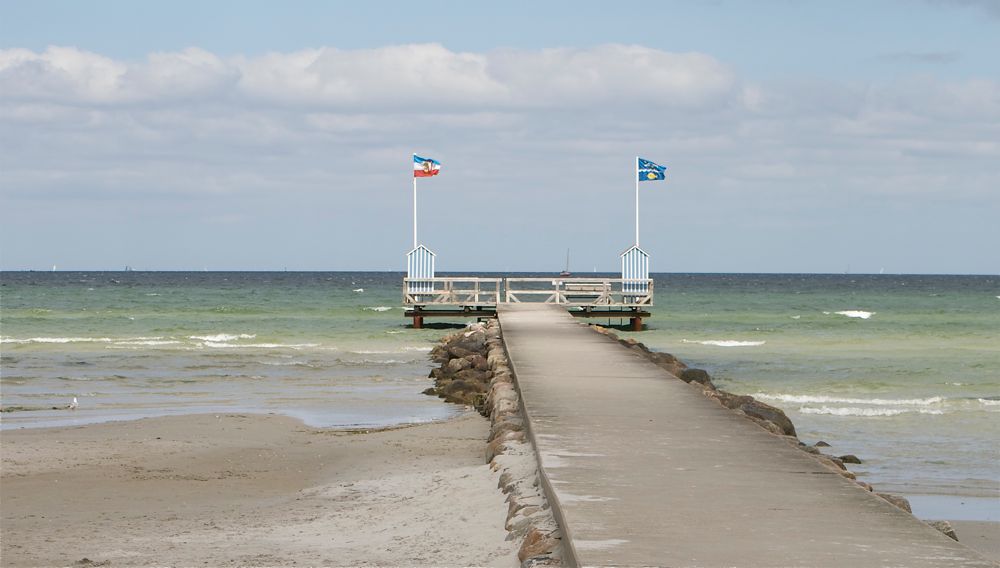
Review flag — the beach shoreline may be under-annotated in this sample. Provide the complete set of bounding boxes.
[1,411,518,567]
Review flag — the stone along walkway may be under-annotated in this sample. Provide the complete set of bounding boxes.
[497,304,994,567]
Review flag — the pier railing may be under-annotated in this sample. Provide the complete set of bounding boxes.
[403,277,502,306]
[505,278,653,307]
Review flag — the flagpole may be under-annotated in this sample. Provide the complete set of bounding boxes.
[413,158,418,249]
[635,156,640,247]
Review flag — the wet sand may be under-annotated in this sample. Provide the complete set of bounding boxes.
[951,521,1000,563]
[1,412,518,567]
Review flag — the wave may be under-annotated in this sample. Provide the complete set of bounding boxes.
[362,306,393,312]
[754,393,944,406]
[335,358,410,366]
[833,310,875,319]
[3,336,114,344]
[113,340,182,346]
[682,339,766,347]
[189,333,257,342]
[201,341,319,349]
[979,398,1000,407]
[798,406,944,417]
[4,336,165,344]
[256,360,317,368]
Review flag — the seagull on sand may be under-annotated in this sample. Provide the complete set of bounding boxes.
[68,397,78,410]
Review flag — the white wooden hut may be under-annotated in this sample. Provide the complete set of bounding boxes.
[406,244,436,295]
[620,245,650,298]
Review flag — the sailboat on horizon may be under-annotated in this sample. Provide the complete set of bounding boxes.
[559,249,571,277]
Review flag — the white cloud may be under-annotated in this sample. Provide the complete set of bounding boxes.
[1,44,998,272]
[0,44,737,110]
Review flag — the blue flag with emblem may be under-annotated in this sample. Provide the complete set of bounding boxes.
[637,157,667,182]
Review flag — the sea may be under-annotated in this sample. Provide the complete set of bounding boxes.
[2,271,998,520]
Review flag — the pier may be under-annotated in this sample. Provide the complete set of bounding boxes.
[497,304,994,567]
[403,276,653,330]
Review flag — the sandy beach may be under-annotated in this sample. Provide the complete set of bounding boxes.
[1,412,518,567]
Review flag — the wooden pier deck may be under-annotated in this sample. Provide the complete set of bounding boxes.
[403,276,652,329]
[497,304,994,567]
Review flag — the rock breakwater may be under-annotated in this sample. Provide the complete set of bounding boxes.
[426,321,564,566]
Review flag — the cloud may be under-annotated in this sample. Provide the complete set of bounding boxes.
[1,44,998,272]
[0,44,737,110]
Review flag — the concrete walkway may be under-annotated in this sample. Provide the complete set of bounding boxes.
[498,304,995,567]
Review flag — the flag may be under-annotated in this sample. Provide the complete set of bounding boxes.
[637,157,667,182]
[413,154,441,178]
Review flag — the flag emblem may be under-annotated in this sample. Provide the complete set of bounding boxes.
[413,154,441,178]
[637,157,666,182]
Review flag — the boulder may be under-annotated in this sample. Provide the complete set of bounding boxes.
[468,353,489,371]
[490,415,524,440]
[455,368,491,385]
[704,390,741,409]
[491,398,519,419]
[440,380,477,404]
[926,520,959,541]
[518,528,561,563]
[814,455,846,471]
[447,345,477,359]
[648,352,687,377]
[877,493,913,514]
[446,357,472,373]
[747,415,785,436]
[839,454,862,464]
[815,440,831,447]
[679,368,716,389]
[487,431,526,462]
[738,398,797,437]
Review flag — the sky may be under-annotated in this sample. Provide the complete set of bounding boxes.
[1,0,998,273]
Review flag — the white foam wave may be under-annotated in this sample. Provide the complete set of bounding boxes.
[202,341,319,349]
[257,360,316,367]
[113,340,182,346]
[403,346,433,352]
[338,358,409,365]
[799,406,944,417]
[754,393,944,406]
[363,306,393,312]
[978,398,1000,407]
[834,310,875,319]
[189,333,257,342]
[2,336,115,344]
[682,339,766,347]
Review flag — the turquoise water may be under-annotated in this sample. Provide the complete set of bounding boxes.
[615,274,1000,512]
[0,272,464,430]
[2,272,998,517]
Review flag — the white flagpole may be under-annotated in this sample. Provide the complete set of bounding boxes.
[635,156,640,247]
[413,157,418,249]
